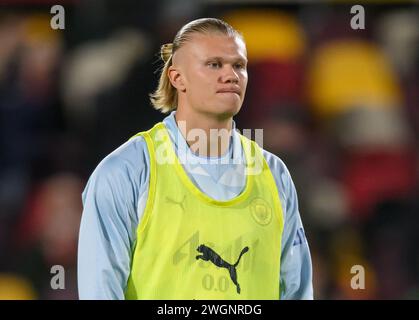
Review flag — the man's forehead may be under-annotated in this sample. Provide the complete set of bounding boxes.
[180,33,247,60]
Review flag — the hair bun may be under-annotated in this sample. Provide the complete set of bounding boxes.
[161,43,173,63]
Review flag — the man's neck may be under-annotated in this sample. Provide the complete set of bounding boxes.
[174,109,233,158]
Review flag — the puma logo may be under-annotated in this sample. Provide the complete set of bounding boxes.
[165,195,186,212]
[196,244,249,294]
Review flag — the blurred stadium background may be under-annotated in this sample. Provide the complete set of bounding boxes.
[0,0,418,299]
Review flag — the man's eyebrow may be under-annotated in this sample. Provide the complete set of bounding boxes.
[205,56,248,63]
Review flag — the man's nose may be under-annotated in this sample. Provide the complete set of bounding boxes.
[221,65,239,83]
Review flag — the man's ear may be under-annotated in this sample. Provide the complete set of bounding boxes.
[168,66,186,92]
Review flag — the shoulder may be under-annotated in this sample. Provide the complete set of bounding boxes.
[83,135,150,201]
[261,149,292,183]
[96,135,148,177]
[237,133,294,198]
[260,147,294,189]
[259,147,297,217]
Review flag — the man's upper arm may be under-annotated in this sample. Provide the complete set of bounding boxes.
[77,137,149,299]
[263,150,314,300]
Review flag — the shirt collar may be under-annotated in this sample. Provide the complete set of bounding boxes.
[162,110,243,164]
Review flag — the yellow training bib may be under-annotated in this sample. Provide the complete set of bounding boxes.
[125,122,284,299]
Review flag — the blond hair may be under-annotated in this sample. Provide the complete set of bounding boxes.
[149,18,243,113]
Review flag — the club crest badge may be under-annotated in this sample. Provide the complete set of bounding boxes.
[250,198,272,226]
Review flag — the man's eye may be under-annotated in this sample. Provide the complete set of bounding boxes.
[234,63,245,70]
[208,62,221,68]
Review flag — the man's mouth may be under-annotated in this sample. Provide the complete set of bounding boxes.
[216,88,241,96]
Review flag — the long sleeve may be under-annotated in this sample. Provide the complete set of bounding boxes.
[77,137,149,299]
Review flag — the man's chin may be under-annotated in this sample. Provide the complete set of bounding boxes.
[213,104,242,119]
[193,103,242,121]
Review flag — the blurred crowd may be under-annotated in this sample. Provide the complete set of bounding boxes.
[0,1,418,299]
